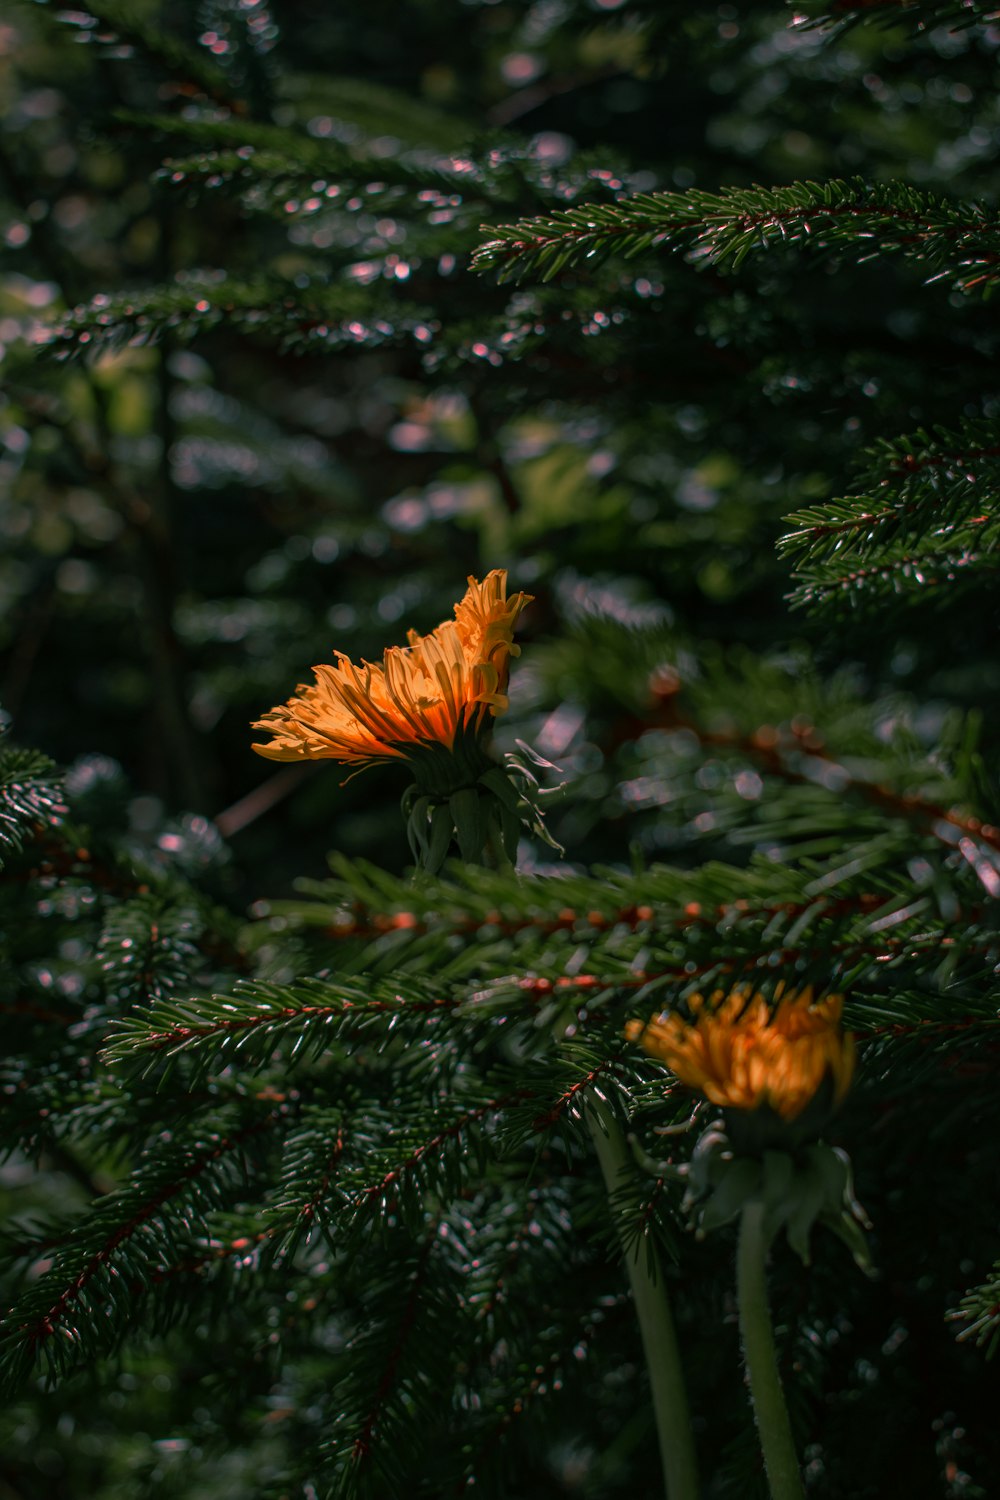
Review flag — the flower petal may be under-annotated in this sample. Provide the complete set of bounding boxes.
[251,570,533,769]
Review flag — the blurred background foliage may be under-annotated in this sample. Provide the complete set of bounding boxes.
[4,0,1000,898]
[3,1,1000,1496]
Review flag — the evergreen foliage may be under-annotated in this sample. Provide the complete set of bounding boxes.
[472,177,1000,290]
[3,0,1000,1496]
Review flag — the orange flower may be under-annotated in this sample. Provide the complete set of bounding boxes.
[625,985,854,1122]
[251,571,532,769]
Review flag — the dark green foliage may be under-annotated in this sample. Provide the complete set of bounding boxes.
[951,1259,1000,1358]
[115,111,481,193]
[47,279,435,359]
[472,175,1000,619]
[4,0,1000,1497]
[27,0,253,110]
[780,416,1000,613]
[473,177,1000,292]
[795,0,1000,37]
[3,760,999,1491]
[0,731,65,866]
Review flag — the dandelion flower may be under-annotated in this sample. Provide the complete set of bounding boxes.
[252,570,532,771]
[626,985,854,1122]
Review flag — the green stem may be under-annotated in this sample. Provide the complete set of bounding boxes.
[737,1199,805,1500]
[587,1103,700,1500]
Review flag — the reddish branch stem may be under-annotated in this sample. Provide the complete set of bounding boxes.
[889,442,1000,477]
[806,547,999,592]
[299,1129,346,1223]
[475,1192,543,1322]
[323,890,886,945]
[658,708,1000,860]
[6,833,251,974]
[493,198,1000,266]
[352,1093,533,1211]
[352,1225,439,1464]
[796,501,992,545]
[139,993,462,1050]
[518,930,997,1003]
[134,1230,271,1293]
[531,1055,625,1130]
[22,1111,283,1352]
[454,1312,611,1494]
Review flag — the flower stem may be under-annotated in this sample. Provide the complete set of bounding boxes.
[587,1103,700,1500]
[737,1199,805,1500]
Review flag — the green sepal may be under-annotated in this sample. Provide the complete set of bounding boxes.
[783,1164,827,1266]
[626,1133,688,1185]
[496,797,522,860]
[818,1204,876,1277]
[478,768,526,858]
[686,1125,732,1199]
[759,1149,795,1241]
[698,1158,762,1234]
[426,802,454,874]
[807,1144,875,1276]
[810,1143,867,1225]
[500,745,566,854]
[404,794,433,865]
[513,737,560,771]
[478,766,523,814]
[449,787,485,863]
[653,1121,874,1273]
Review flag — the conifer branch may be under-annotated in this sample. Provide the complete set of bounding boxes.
[458,1307,606,1490]
[950,1261,1000,1357]
[473,179,1000,293]
[788,541,1000,614]
[530,1055,628,1131]
[0,1108,286,1391]
[640,707,1000,878]
[781,415,1000,616]
[113,111,479,196]
[867,1013,998,1039]
[291,855,893,945]
[39,0,248,114]
[514,928,999,1015]
[42,281,435,361]
[292,863,912,952]
[471,1189,547,1324]
[257,854,996,1035]
[296,1127,347,1229]
[793,0,1000,35]
[346,1093,530,1222]
[861,420,1000,485]
[261,1110,352,1250]
[350,1223,439,1467]
[2,833,140,898]
[0,743,66,868]
[102,978,467,1076]
[96,893,202,1006]
[781,495,995,559]
[1,827,249,978]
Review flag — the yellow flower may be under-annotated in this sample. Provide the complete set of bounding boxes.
[625,985,854,1122]
[251,570,532,769]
